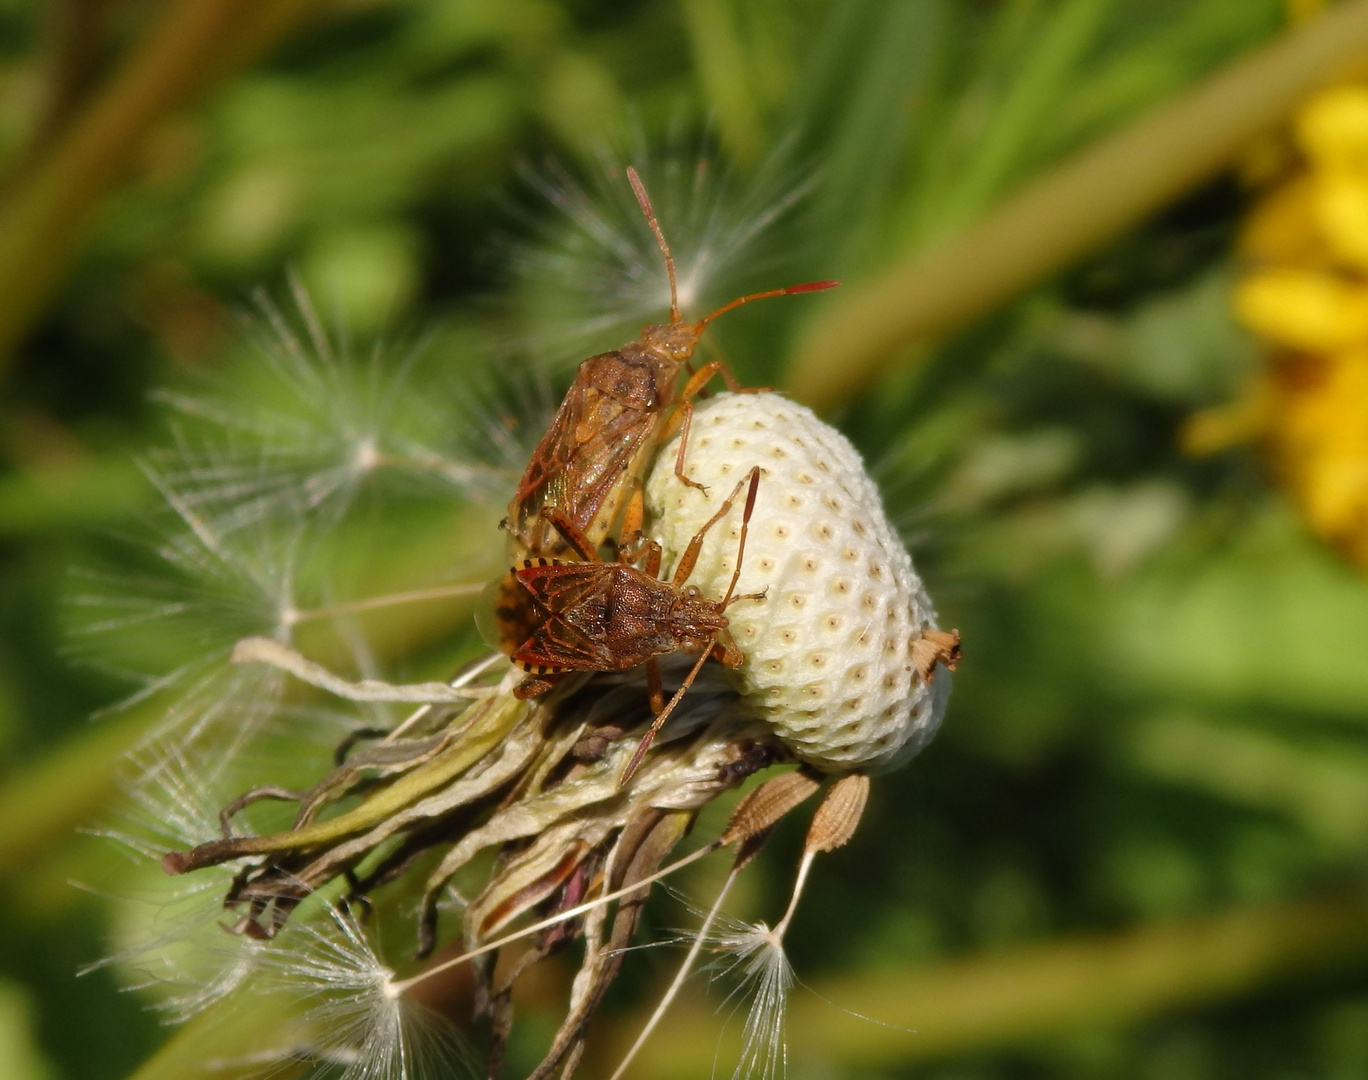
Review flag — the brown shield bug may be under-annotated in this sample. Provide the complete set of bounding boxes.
[484,466,765,785]
[505,166,835,562]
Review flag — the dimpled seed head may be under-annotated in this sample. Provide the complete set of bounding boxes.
[644,392,950,772]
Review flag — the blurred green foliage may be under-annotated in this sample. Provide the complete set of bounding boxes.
[6,1,1368,1078]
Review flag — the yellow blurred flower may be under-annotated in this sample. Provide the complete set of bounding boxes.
[1235,269,1368,351]
[1189,83,1368,568]
[1300,87,1368,270]
[1263,353,1368,566]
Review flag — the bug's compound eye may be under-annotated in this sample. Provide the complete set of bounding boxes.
[685,585,701,598]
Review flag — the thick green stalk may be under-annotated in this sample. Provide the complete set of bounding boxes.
[0,705,152,870]
[786,0,1368,409]
[616,888,1368,1075]
[166,693,529,867]
[0,0,321,373]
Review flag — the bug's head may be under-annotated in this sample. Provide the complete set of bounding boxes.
[669,585,729,648]
[640,320,703,362]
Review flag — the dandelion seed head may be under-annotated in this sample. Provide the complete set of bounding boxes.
[68,472,313,764]
[84,749,270,1021]
[87,145,890,1080]
[647,392,952,772]
[71,442,426,771]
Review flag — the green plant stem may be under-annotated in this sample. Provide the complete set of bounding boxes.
[681,0,763,166]
[934,0,1115,232]
[786,0,1368,410]
[614,888,1368,1076]
[127,992,304,1080]
[169,692,528,867]
[0,457,149,535]
[0,705,152,871]
[0,0,321,374]
[1132,714,1368,850]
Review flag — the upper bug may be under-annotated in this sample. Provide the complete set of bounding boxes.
[505,167,836,562]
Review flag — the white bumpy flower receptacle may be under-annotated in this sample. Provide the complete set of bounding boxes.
[644,392,950,772]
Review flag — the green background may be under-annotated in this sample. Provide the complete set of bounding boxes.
[5,1,1368,1077]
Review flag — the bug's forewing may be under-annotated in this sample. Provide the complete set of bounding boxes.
[510,386,662,554]
[514,388,587,504]
[515,562,608,612]
[511,615,617,671]
[510,562,618,671]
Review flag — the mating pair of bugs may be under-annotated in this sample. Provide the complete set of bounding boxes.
[484,167,836,784]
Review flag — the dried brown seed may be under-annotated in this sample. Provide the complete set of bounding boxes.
[719,769,821,857]
[805,772,871,854]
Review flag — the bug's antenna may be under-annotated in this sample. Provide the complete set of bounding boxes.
[627,166,680,322]
[697,279,839,330]
[620,647,710,787]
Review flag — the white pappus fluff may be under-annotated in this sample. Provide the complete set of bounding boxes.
[506,145,815,364]
[150,281,510,539]
[711,918,795,1080]
[249,903,472,1080]
[80,747,267,1022]
[645,392,951,772]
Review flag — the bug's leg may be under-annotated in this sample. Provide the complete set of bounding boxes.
[687,355,715,401]
[716,361,754,392]
[677,354,770,399]
[702,342,774,395]
[669,399,708,494]
[620,645,712,787]
[719,466,762,605]
[617,486,646,561]
[514,672,562,699]
[646,656,665,714]
[710,637,744,668]
[676,359,724,401]
[671,466,761,588]
[540,508,602,562]
[726,588,768,607]
[669,471,751,586]
[636,538,663,578]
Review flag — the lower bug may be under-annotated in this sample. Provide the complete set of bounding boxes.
[484,467,764,784]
